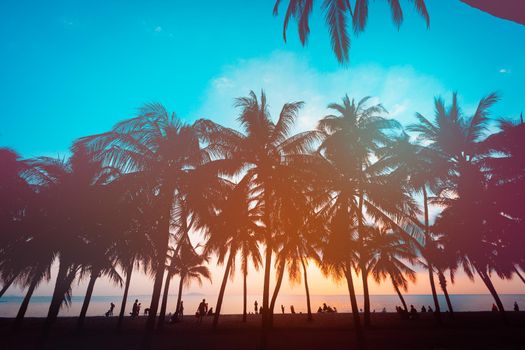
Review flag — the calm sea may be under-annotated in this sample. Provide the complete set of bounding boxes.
[1,294,524,317]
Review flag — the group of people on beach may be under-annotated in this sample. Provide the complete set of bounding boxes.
[317,303,338,313]
[395,305,434,320]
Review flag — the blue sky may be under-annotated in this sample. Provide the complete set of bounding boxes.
[1,0,524,158]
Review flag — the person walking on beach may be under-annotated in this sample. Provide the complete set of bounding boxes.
[290,305,295,314]
[105,302,115,317]
[281,305,285,314]
[131,299,139,318]
[177,300,184,319]
[514,302,520,312]
[254,300,258,314]
[197,299,207,323]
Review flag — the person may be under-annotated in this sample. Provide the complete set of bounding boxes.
[281,305,285,314]
[317,306,323,313]
[427,306,433,313]
[333,307,337,313]
[105,302,115,317]
[207,307,214,316]
[177,301,184,319]
[409,305,418,320]
[382,307,386,313]
[514,301,520,312]
[131,299,139,318]
[137,303,142,316]
[492,303,498,312]
[254,300,258,314]
[421,306,427,313]
[198,299,207,323]
[144,307,150,316]
[290,305,296,314]
[323,303,328,312]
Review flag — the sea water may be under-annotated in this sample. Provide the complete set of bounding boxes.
[1,294,524,317]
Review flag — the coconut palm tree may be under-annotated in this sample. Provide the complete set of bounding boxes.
[317,95,419,327]
[367,227,417,312]
[195,90,321,329]
[78,103,209,331]
[272,0,429,64]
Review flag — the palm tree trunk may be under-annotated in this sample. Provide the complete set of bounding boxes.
[475,264,507,324]
[300,257,312,321]
[175,276,184,317]
[242,266,247,323]
[0,275,16,299]
[269,261,286,327]
[213,250,235,328]
[46,262,77,326]
[438,270,454,316]
[145,192,172,332]
[361,265,371,327]
[392,282,407,312]
[117,259,134,330]
[77,270,99,330]
[157,271,172,329]
[344,261,365,349]
[423,187,442,324]
[262,185,273,329]
[13,276,38,330]
[514,266,525,285]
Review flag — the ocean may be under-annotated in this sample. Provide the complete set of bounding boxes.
[1,294,524,318]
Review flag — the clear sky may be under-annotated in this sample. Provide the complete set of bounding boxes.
[1,0,524,299]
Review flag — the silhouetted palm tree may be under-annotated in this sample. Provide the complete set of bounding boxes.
[273,0,429,64]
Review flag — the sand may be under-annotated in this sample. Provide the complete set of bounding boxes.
[1,312,524,349]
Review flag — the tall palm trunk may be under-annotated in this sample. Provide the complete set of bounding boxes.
[300,257,312,321]
[475,264,507,324]
[46,261,77,327]
[77,269,100,329]
[514,266,525,285]
[269,261,286,327]
[438,270,454,316]
[357,193,371,327]
[392,282,407,312]
[0,275,16,299]
[213,250,235,328]
[423,187,442,323]
[242,264,248,322]
[145,191,172,331]
[344,261,365,349]
[175,276,184,317]
[261,187,273,329]
[13,276,38,330]
[117,259,134,330]
[157,271,172,329]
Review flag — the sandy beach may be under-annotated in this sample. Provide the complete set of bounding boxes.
[2,312,524,350]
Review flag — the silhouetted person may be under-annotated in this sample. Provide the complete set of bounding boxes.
[409,305,418,319]
[281,305,285,314]
[105,302,115,317]
[333,307,337,313]
[207,307,214,316]
[290,305,296,314]
[198,299,207,323]
[177,301,184,319]
[421,306,427,313]
[144,307,150,316]
[254,300,258,314]
[382,307,387,313]
[317,306,323,313]
[323,303,328,312]
[131,299,139,318]
[492,303,498,312]
[428,306,433,313]
[138,303,141,315]
[514,301,520,312]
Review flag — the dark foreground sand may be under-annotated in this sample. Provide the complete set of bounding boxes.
[1,312,524,350]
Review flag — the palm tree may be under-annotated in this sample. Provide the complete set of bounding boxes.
[317,95,418,327]
[79,103,209,331]
[195,90,321,329]
[273,0,429,64]
[409,92,509,322]
[367,227,417,312]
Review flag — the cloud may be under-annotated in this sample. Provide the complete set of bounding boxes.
[154,26,163,33]
[499,68,511,74]
[195,51,450,132]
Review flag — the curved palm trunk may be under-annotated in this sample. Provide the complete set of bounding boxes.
[392,282,407,312]
[77,270,99,330]
[514,266,525,285]
[117,259,134,330]
[344,262,365,349]
[157,271,172,329]
[423,187,442,324]
[0,275,16,299]
[242,266,248,323]
[269,261,286,327]
[213,250,235,328]
[438,270,454,316]
[145,189,173,332]
[300,257,312,321]
[13,276,38,330]
[475,264,507,324]
[46,262,77,327]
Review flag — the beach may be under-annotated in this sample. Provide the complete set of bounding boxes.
[2,312,524,350]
